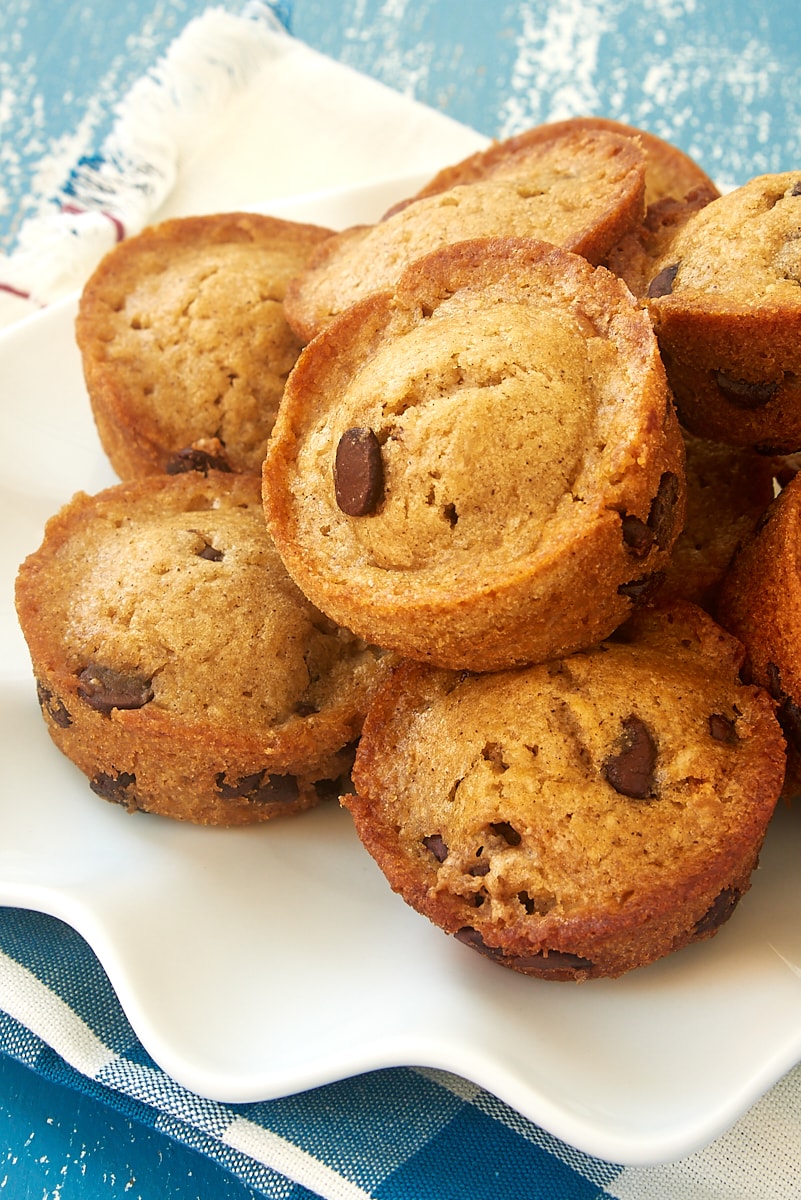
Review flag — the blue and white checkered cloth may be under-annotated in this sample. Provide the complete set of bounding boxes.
[2,905,801,1199]
[3,2,801,1196]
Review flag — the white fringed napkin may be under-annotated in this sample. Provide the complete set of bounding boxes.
[0,0,487,329]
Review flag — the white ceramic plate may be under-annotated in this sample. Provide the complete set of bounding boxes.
[2,177,801,1168]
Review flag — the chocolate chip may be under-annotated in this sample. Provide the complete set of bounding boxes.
[709,713,738,743]
[714,372,780,409]
[188,530,224,561]
[77,666,154,713]
[35,680,72,727]
[454,927,503,958]
[777,696,801,752]
[620,472,679,558]
[214,769,299,806]
[648,471,680,550]
[621,514,653,558]
[765,661,786,701]
[693,887,740,935]
[510,949,595,974]
[489,821,522,846]
[313,776,347,802]
[422,833,449,862]
[647,262,679,298]
[791,181,801,197]
[165,446,232,475]
[603,714,657,800]
[762,663,801,748]
[334,427,384,516]
[90,770,138,808]
[468,859,491,877]
[617,572,665,603]
[454,927,594,974]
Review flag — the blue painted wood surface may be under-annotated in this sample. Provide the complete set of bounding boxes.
[3,0,801,252]
[0,1052,261,1197]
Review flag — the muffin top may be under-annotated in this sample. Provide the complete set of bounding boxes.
[347,602,785,977]
[76,212,333,477]
[646,173,801,312]
[284,127,646,340]
[265,236,683,670]
[409,116,718,211]
[15,471,381,746]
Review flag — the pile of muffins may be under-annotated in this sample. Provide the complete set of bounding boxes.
[16,118,801,981]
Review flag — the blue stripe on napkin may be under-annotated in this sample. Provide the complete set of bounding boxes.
[0,907,628,1199]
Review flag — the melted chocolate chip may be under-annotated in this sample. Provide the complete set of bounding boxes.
[454,927,594,974]
[196,542,223,561]
[648,471,680,550]
[334,427,384,516]
[647,262,679,298]
[165,446,232,475]
[36,680,72,728]
[90,770,138,807]
[778,696,801,752]
[765,661,784,700]
[215,769,299,806]
[77,666,154,713]
[709,712,738,744]
[603,714,658,800]
[313,776,347,802]
[693,887,740,935]
[714,372,780,409]
[617,572,665,603]
[509,950,595,975]
[422,833,449,862]
[489,821,522,846]
[620,472,679,559]
[761,662,801,747]
[791,181,801,197]
[621,514,653,558]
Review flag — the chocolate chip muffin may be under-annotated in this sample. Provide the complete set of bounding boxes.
[717,471,801,793]
[604,183,719,300]
[264,236,685,673]
[643,173,801,451]
[75,212,333,479]
[535,118,722,299]
[15,471,389,825]
[658,429,776,611]
[345,602,785,981]
[283,126,646,341]
[410,116,717,211]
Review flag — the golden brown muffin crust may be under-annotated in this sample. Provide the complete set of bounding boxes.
[658,429,776,611]
[283,127,646,341]
[76,212,333,479]
[643,174,801,450]
[347,602,785,980]
[15,471,388,824]
[265,236,685,672]
[408,116,717,210]
[717,471,801,790]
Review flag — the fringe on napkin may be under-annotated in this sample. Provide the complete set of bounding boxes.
[0,1,290,329]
